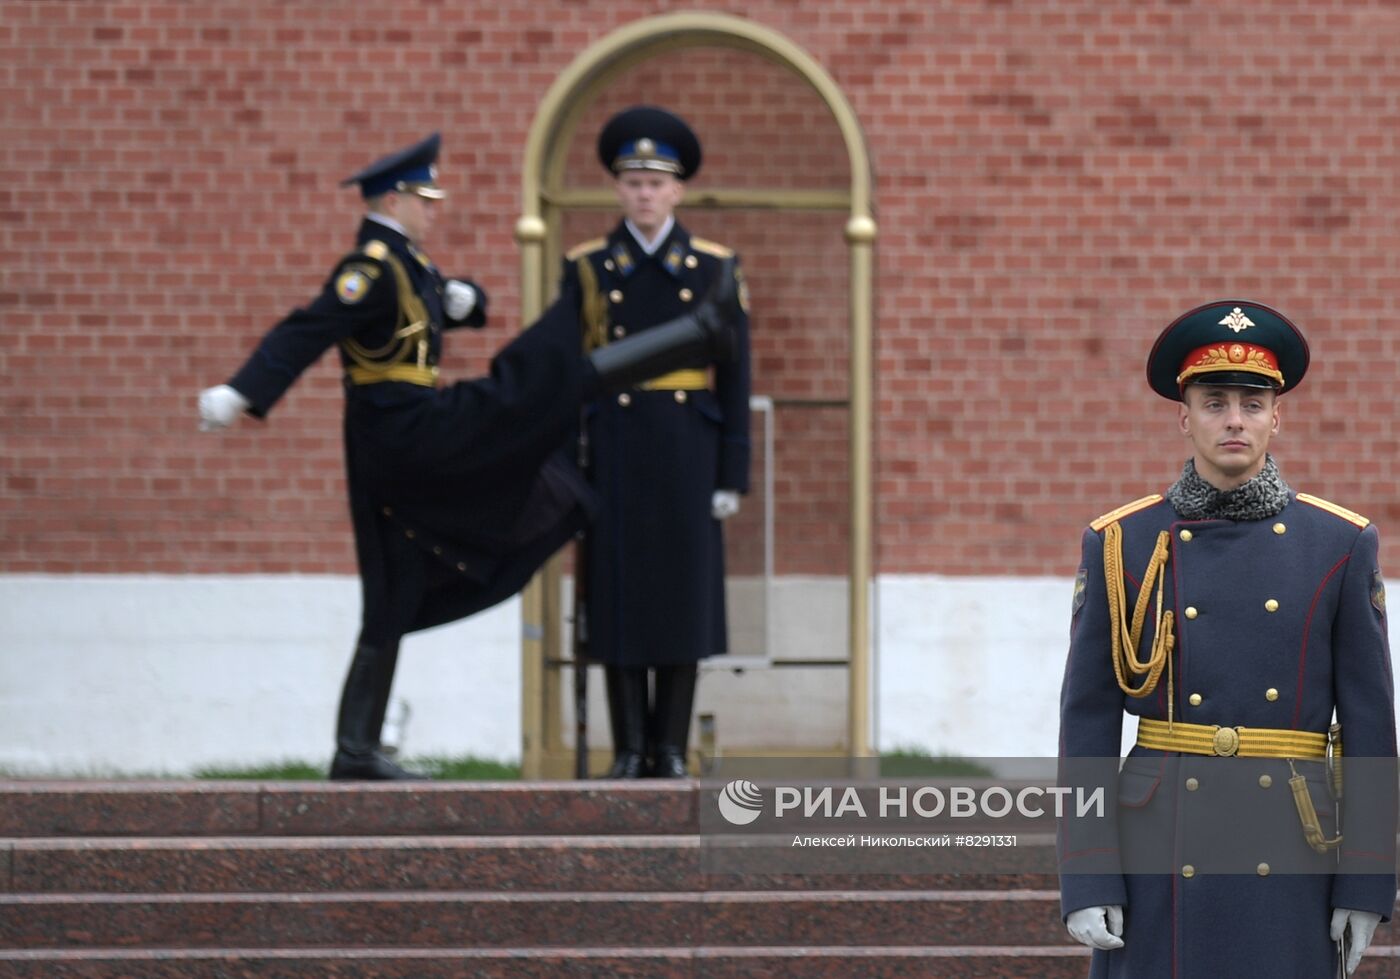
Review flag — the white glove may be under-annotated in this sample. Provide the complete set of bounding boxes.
[197,384,250,432]
[1066,905,1125,951]
[711,489,740,520]
[444,279,477,322]
[1332,907,1382,975]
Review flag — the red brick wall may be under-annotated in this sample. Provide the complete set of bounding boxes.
[5,1,1400,577]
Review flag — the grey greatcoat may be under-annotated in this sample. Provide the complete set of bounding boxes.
[1058,490,1397,978]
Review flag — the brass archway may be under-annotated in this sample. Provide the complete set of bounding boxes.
[515,12,875,777]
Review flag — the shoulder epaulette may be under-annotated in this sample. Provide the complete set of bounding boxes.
[1296,493,1370,528]
[566,237,606,261]
[689,236,734,259]
[1090,494,1164,532]
[361,240,390,261]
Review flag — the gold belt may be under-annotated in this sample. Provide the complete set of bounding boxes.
[346,364,440,387]
[1137,718,1328,759]
[641,368,709,391]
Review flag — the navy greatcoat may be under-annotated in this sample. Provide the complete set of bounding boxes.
[560,220,751,666]
[229,218,594,641]
[1058,491,1397,978]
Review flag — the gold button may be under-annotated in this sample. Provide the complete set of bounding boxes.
[679,288,694,302]
[382,506,393,516]
[1185,777,1199,791]
[1259,774,1273,788]
[405,529,416,539]
[432,546,442,555]
[617,393,632,407]
[1257,863,1270,877]
[612,325,626,338]
[1182,865,1196,879]
[1273,523,1286,535]
[1189,693,1203,707]
[456,562,466,571]
[1180,529,1193,542]
[604,259,615,271]
[674,390,688,404]
[684,254,699,269]
[1265,688,1279,702]
[1185,607,1198,620]
[1265,599,1279,613]
[609,289,623,303]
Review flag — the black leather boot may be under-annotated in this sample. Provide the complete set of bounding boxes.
[601,666,648,779]
[643,668,661,778]
[330,642,429,781]
[650,664,698,779]
[587,258,742,393]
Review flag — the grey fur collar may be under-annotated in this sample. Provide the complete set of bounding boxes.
[1165,455,1291,521]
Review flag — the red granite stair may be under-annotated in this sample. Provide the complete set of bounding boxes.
[0,782,1392,977]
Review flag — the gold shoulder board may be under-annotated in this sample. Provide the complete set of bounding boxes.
[1090,494,1164,532]
[1296,493,1370,528]
[362,240,390,261]
[566,237,607,261]
[689,236,734,259]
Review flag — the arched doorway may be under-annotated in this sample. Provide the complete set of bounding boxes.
[515,12,875,778]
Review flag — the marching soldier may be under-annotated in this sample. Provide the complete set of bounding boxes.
[1058,301,1397,976]
[561,106,752,779]
[197,132,743,780]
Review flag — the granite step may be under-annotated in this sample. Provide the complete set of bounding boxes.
[0,889,1074,950]
[3,835,1058,895]
[0,945,1096,978]
[4,782,1394,977]
[0,782,697,838]
[0,780,1050,839]
[5,946,1400,979]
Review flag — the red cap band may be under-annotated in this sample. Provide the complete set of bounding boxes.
[1177,342,1284,388]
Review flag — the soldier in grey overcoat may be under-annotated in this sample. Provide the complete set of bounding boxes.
[1058,301,1397,977]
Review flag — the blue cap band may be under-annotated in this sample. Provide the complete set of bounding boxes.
[613,139,683,173]
[359,162,436,199]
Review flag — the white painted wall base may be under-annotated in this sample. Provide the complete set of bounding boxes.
[876,575,1084,759]
[0,576,520,775]
[2,574,1395,775]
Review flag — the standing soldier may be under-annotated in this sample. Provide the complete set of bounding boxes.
[562,106,752,779]
[197,132,743,780]
[1058,301,1397,976]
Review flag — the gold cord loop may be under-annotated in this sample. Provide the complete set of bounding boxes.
[1105,523,1176,722]
[341,243,433,383]
[1288,758,1344,853]
[575,256,609,353]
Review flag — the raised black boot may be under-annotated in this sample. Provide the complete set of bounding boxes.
[601,666,648,779]
[587,258,742,393]
[651,664,698,779]
[329,642,429,781]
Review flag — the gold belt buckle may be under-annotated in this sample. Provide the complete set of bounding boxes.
[1211,726,1241,757]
